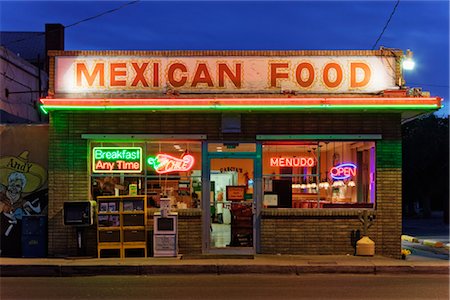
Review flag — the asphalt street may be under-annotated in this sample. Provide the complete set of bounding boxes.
[1,274,449,300]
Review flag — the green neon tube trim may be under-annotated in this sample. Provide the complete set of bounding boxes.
[39,105,49,114]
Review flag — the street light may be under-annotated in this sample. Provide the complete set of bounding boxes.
[402,49,415,70]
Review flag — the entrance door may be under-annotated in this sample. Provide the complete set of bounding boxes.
[208,157,255,252]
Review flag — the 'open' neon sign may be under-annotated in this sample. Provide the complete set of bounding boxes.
[330,163,357,180]
[270,157,315,167]
[147,153,195,174]
[93,147,142,173]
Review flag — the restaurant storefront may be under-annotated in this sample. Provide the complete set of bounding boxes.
[42,50,441,258]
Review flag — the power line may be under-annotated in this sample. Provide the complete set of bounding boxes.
[2,0,140,47]
[65,1,140,29]
[371,0,401,50]
[408,82,449,88]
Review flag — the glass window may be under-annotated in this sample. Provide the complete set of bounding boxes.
[262,141,376,209]
[90,141,202,210]
[91,142,146,199]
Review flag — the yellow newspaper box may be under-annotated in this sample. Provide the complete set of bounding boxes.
[356,236,375,256]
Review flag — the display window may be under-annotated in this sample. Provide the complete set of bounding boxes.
[90,141,202,209]
[262,141,376,208]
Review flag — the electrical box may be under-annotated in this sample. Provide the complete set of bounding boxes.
[64,201,96,226]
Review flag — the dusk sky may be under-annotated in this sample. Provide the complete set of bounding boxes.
[1,0,448,116]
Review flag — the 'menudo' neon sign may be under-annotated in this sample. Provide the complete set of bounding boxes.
[330,163,357,180]
[270,157,316,167]
[93,147,142,173]
[147,153,195,174]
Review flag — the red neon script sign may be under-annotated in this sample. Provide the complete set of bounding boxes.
[270,157,315,167]
[147,153,195,174]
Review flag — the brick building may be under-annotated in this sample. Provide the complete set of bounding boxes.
[41,50,441,259]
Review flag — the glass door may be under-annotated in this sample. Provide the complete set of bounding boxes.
[209,157,255,250]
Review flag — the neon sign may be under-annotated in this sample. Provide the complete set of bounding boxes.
[147,153,195,174]
[93,147,142,173]
[270,157,315,167]
[330,163,357,180]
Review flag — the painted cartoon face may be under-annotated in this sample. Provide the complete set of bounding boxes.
[7,178,24,203]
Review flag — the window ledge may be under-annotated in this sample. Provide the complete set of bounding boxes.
[147,208,202,217]
[261,208,376,218]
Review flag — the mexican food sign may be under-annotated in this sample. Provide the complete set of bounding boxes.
[55,55,397,95]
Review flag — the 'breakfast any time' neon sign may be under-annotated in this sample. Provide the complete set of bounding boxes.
[147,153,195,174]
[93,147,142,173]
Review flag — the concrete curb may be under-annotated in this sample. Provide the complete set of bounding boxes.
[422,240,445,248]
[1,264,448,277]
[1,265,61,277]
[402,234,448,249]
[401,235,419,243]
[375,265,449,275]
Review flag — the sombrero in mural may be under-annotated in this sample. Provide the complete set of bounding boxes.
[0,151,47,193]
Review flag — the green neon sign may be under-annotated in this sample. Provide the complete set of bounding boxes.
[92,147,142,173]
[40,104,440,114]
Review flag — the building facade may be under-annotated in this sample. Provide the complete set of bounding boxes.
[41,50,441,259]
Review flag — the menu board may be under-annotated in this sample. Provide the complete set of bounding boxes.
[226,186,246,201]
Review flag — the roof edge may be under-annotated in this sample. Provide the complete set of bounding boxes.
[47,49,402,57]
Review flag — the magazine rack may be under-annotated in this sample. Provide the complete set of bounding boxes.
[97,195,147,258]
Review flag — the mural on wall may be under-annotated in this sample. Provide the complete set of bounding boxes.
[0,125,48,257]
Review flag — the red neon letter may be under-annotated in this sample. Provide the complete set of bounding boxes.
[218,63,241,88]
[131,62,149,87]
[76,63,104,86]
[168,63,188,87]
[270,63,289,87]
[110,63,127,86]
[270,157,278,166]
[191,63,214,87]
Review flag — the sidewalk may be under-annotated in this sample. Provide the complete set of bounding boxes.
[1,254,448,277]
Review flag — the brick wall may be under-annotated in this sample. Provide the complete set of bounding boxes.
[375,140,402,258]
[260,210,377,255]
[48,111,401,258]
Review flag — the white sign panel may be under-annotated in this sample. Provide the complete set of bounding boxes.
[55,56,397,94]
[263,194,278,207]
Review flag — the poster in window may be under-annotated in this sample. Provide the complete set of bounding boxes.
[226,186,246,201]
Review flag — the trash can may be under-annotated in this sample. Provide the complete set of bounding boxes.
[21,215,47,258]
